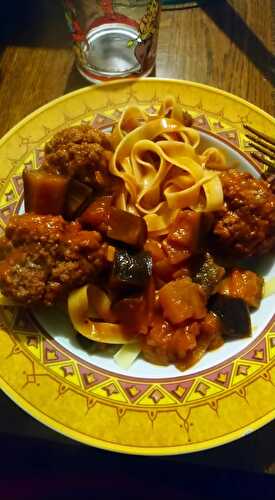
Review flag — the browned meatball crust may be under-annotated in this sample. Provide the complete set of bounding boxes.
[213,169,275,257]
[43,125,115,191]
[0,214,108,305]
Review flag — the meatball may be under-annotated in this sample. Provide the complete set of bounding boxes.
[0,245,49,304]
[0,214,108,305]
[213,169,275,257]
[0,237,13,260]
[44,125,111,153]
[43,125,116,191]
[6,213,66,246]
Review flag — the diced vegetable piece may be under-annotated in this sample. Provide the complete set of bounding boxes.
[172,267,191,280]
[142,318,199,366]
[177,330,213,370]
[166,210,201,252]
[162,240,190,265]
[106,245,116,262]
[110,249,152,291]
[208,293,251,338]
[78,195,113,231]
[107,208,147,248]
[64,179,94,220]
[159,278,207,325]
[216,268,263,308]
[154,257,178,282]
[23,167,69,215]
[141,317,173,366]
[144,277,155,325]
[200,312,224,350]
[144,239,166,262]
[112,295,148,334]
[208,334,224,351]
[193,252,225,295]
[161,211,201,265]
[171,323,199,358]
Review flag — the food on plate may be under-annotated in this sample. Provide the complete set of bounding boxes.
[0,214,107,305]
[0,96,274,370]
[216,268,263,308]
[43,125,112,185]
[23,168,70,215]
[213,169,275,257]
[192,252,225,295]
[63,179,94,220]
[110,249,152,290]
[208,294,251,339]
[107,208,148,248]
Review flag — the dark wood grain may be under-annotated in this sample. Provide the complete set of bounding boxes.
[157,0,275,115]
[0,0,274,139]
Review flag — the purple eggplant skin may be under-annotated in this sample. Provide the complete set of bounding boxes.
[23,167,70,215]
[110,249,153,291]
[64,179,94,220]
[107,208,147,249]
[208,293,251,339]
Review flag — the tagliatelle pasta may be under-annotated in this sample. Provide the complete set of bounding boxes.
[110,97,227,235]
[68,285,135,344]
[0,96,271,375]
[64,97,244,369]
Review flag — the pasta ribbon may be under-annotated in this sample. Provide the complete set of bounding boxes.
[68,285,134,344]
[200,147,227,169]
[110,105,226,234]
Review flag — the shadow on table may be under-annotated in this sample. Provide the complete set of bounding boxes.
[1,0,274,90]
[201,0,275,86]
[64,62,156,93]
[0,0,71,50]
[0,432,274,500]
[64,65,93,94]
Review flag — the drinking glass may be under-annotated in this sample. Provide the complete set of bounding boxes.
[64,0,161,83]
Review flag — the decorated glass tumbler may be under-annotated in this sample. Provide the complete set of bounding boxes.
[64,0,161,83]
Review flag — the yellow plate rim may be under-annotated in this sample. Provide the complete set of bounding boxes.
[0,77,274,454]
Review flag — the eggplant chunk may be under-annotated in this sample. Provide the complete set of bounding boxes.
[64,179,94,220]
[107,208,147,248]
[193,252,225,296]
[79,195,113,231]
[110,249,152,291]
[208,293,251,339]
[23,167,69,215]
[112,295,148,334]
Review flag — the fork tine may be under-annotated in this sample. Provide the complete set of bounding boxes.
[245,133,275,154]
[244,124,275,146]
[250,151,275,169]
[248,140,275,160]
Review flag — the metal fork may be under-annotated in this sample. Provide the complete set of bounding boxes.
[244,124,275,169]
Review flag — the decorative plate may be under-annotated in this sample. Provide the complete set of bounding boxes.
[0,78,274,454]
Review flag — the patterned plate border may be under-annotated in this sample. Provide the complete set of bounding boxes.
[0,79,274,454]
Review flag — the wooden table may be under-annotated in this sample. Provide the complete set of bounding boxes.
[0,0,274,474]
[0,0,274,138]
